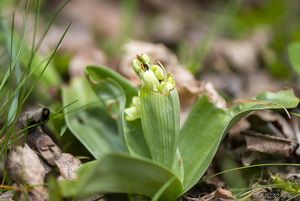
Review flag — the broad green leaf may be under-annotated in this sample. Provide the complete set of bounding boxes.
[59,153,183,201]
[180,96,229,191]
[86,67,151,158]
[228,89,299,129]
[124,119,151,158]
[180,89,299,192]
[173,148,184,183]
[288,42,300,76]
[140,88,180,172]
[86,66,137,105]
[62,77,123,159]
[151,177,178,201]
[255,89,299,107]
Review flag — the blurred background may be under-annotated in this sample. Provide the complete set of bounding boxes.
[2,0,300,102]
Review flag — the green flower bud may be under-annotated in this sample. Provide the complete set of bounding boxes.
[125,106,140,121]
[132,59,143,74]
[151,65,165,81]
[133,54,176,95]
[158,74,175,95]
[131,96,140,107]
[141,70,160,90]
[167,73,175,85]
[140,54,151,65]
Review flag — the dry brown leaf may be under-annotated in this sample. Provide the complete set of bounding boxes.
[291,118,300,156]
[253,111,294,140]
[229,118,251,137]
[19,107,81,182]
[5,144,48,201]
[27,127,62,166]
[244,131,298,157]
[0,191,14,201]
[199,82,227,109]
[55,153,81,181]
[214,188,235,200]
[5,144,45,185]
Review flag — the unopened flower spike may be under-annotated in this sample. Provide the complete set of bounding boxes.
[125,54,176,121]
[132,54,176,95]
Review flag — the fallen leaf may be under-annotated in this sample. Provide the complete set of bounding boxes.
[5,144,48,201]
[27,127,62,166]
[19,107,81,182]
[5,144,45,185]
[55,153,81,180]
[229,118,251,137]
[291,118,300,156]
[243,131,298,157]
[252,111,295,140]
[214,188,235,200]
[0,191,14,201]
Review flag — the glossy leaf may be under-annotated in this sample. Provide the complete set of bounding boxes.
[124,119,151,158]
[140,88,180,172]
[86,66,137,105]
[59,153,183,201]
[86,67,151,158]
[180,89,299,192]
[62,77,123,159]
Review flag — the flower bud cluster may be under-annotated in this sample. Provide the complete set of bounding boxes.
[132,54,175,96]
[125,54,176,121]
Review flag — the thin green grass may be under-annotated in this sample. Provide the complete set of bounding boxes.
[0,1,70,189]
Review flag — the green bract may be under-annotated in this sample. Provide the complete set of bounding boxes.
[61,54,299,201]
